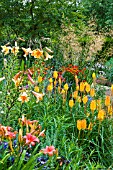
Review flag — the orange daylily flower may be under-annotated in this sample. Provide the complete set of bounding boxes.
[97,99,101,110]
[108,106,113,115]
[12,71,23,81]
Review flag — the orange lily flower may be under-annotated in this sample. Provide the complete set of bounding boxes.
[18,92,29,103]
[31,49,43,59]
[32,91,44,103]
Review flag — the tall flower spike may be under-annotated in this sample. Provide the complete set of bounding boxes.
[82,96,88,104]
[90,100,96,111]
[111,84,113,96]
[69,99,74,108]
[47,84,53,92]
[73,91,78,99]
[38,76,42,83]
[90,88,95,97]
[98,109,105,121]
[80,82,85,92]
[53,71,58,79]
[77,119,87,130]
[85,83,90,93]
[105,96,110,106]
[64,83,69,91]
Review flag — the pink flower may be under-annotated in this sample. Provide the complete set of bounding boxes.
[41,146,56,156]
[5,131,17,139]
[28,74,35,84]
[32,91,44,103]
[24,133,39,146]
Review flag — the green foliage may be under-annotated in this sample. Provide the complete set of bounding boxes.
[81,0,113,31]
[105,58,113,82]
